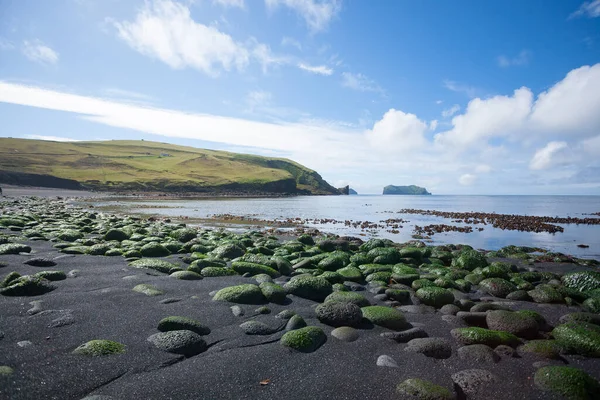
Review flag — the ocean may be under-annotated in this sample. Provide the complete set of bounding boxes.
[93,195,600,260]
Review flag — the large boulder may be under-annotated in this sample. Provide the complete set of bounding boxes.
[361,306,410,331]
[479,278,517,298]
[212,284,265,304]
[315,302,363,327]
[284,275,332,302]
[148,330,207,356]
[552,322,600,357]
[415,287,455,308]
[451,327,520,347]
[534,366,600,400]
[486,310,539,339]
[280,326,326,353]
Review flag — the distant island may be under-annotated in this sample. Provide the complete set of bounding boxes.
[349,188,357,195]
[383,185,431,195]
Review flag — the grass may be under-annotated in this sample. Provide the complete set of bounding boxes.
[0,138,338,194]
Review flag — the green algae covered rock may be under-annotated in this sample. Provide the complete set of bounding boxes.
[170,270,202,280]
[315,301,363,327]
[0,243,32,255]
[56,229,84,242]
[325,291,371,307]
[209,243,245,260]
[0,366,14,376]
[534,366,600,400]
[129,259,179,274]
[104,229,130,242]
[519,340,562,359]
[451,250,488,271]
[73,340,125,356]
[486,310,539,339]
[157,316,210,335]
[562,271,600,293]
[1,271,21,288]
[33,270,67,281]
[582,297,600,313]
[451,327,520,347]
[479,278,517,298]
[231,261,280,278]
[140,242,170,257]
[0,275,55,296]
[415,287,455,308]
[412,278,436,290]
[528,284,564,303]
[148,330,207,356]
[259,282,287,304]
[361,306,410,330]
[284,275,332,301]
[552,322,600,357]
[133,284,164,296]
[396,378,454,400]
[280,326,326,353]
[213,284,265,304]
[200,267,236,277]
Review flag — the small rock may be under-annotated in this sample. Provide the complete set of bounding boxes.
[404,338,452,359]
[398,305,436,314]
[285,314,307,331]
[451,369,497,397]
[239,320,278,335]
[440,304,461,315]
[27,300,44,315]
[331,326,359,342]
[160,298,182,304]
[148,330,207,356]
[381,327,428,343]
[230,305,244,317]
[457,344,500,363]
[17,340,33,348]
[376,355,398,368]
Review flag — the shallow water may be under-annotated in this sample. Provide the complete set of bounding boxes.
[93,195,600,260]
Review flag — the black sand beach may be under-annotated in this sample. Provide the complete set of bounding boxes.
[1,192,600,400]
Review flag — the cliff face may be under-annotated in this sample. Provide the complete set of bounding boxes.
[383,185,431,195]
[0,138,340,195]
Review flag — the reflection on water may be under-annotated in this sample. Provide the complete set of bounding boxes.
[93,195,600,260]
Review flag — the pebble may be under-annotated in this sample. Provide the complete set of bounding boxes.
[398,305,436,314]
[381,327,428,343]
[331,326,359,342]
[27,300,44,315]
[230,305,244,317]
[17,340,33,348]
[376,355,399,368]
[159,298,182,304]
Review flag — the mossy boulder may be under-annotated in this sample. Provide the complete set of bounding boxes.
[0,275,55,296]
[231,261,280,278]
[452,250,488,271]
[398,247,423,262]
[396,378,454,400]
[361,306,410,330]
[259,282,287,304]
[1,271,21,288]
[133,284,164,296]
[56,229,84,242]
[73,340,125,356]
[481,262,512,279]
[315,301,363,327]
[280,326,326,353]
[479,278,516,298]
[451,327,520,347]
[201,267,236,277]
[284,275,332,302]
[33,270,66,281]
[412,279,435,290]
[368,247,400,264]
[582,298,600,313]
[104,229,129,242]
[0,243,32,255]
[562,271,600,293]
[528,284,563,303]
[415,287,455,308]
[485,310,539,339]
[170,270,202,280]
[552,322,600,357]
[213,284,265,304]
[188,258,227,273]
[323,291,370,307]
[170,228,197,242]
[209,243,245,260]
[129,259,179,274]
[519,340,562,359]
[140,243,170,257]
[157,316,210,335]
[534,366,600,400]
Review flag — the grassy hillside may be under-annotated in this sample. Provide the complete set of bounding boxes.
[0,138,339,195]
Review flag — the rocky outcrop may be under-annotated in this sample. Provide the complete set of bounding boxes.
[383,185,431,195]
[0,171,83,190]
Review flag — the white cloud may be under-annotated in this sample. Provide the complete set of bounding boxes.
[569,0,600,19]
[429,120,438,131]
[435,87,533,148]
[298,63,333,75]
[22,40,59,65]
[530,64,600,136]
[103,88,155,102]
[441,104,460,118]
[459,173,477,186]
[435,100,443,105]
[281,36,302,50]
[246,90,272,107]
[213,0,245,8]
[251,41,290,73]
[341,72,382,93]
[365,109,428,153]
[24,135,80,142]
[475,164,492,173]
[529,141,570,170]
[497,50,531,68]
[111,0,251,76]
[443,80,477,98]
[265,0,342,32]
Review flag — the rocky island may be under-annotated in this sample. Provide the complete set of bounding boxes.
[383,185,432,195]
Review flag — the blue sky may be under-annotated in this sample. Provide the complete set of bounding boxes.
[1,0,600,194]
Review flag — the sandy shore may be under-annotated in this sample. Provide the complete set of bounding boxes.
[1,195,600,400]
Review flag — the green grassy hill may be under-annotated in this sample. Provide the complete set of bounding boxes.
[0,138,339,195]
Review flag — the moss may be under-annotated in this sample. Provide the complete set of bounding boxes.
[132,284,163,296]
[213,284,265,304]
[284,275,332,301]
[325,291,371,307]
[0,243,32,255]
[464,273,484,285]
[123,249,142,258]
[451,250,488,271]
[412,279,435,290]
[451,327,520,347]
[454,279,472,292]
[72,340,125,356]
[552,322,600,357]
[104,248,123,256]
[0,275,55,296]
[129,259,179,274]
[170,228,197,242]
[481,262,512,279]
[366,271,392,283]
[528,284,564,304]
[231,261,280,278]
[157,316,210,335]
[188,258,226,273]
[361,306,409,330]
[61,246,90,255]
[170,270,202,280]
[360,264,392,275]
[209,243,245,260]
[561,271,600,293]
[534,366,600,400]
[479,278,517,298]
[1,271,21,288]
[0,366,14,376]
[104,229,130,241]
[33,270,66,281]
[396,378,454,400]
[140,242,170,257]
[56,229,84,242]
[200,267,236,277]
[280,326,326,353]
[517,310,546,325]
[385,289,411,303]
[317,254,349,271]
[583,297,600,313]
[398,247,423,262]
[259,282,287,304]
[520,340,561,359]
[416,286,455,308]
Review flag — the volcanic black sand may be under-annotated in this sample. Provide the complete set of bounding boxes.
[1,194,600,400]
